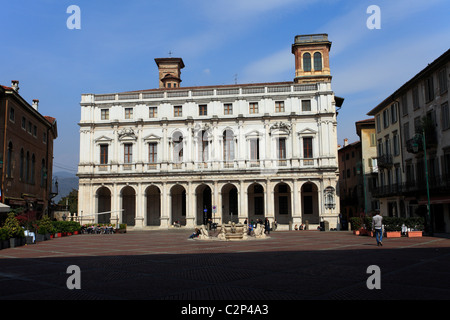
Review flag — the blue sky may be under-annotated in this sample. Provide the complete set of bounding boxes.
[1,0,449,175]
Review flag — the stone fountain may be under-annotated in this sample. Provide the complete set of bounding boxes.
[194,222,269,241]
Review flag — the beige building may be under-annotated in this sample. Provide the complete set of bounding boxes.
[368,48,450,233]
[77,34,344,230]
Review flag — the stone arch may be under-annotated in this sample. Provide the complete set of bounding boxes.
[247,182,265,223]
[170,184,186,226]
[96,186,112,224]
[121,185,136,226]
[195,183,212,225]
[301,182,319,224]
[221,183,238,223]
[274,182,291,224]
[145,185,161,226]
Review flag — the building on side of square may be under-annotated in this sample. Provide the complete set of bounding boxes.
[0,81,58,220]
[77,34,344,230]
[368,48,450,233]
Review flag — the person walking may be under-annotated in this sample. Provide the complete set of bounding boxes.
[264,217,271,235]
[372,210,383,246]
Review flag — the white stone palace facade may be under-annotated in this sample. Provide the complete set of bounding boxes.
[77,34,344,230]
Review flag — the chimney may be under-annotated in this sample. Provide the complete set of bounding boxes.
[32,99,39,111]
[343,138,348,146]
[11,80,19,92]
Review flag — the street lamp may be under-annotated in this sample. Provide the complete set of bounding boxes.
[411,128,433,236]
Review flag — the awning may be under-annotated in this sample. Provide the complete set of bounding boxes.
[0,202,10,213]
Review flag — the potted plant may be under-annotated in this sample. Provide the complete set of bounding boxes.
[0,228,10,249]
[349,217,363,235]
[117,223,127,234]
[4,212,25,248]
[37,216,53,241]
[406,217,424,237]
[383,217,403,238]
[363,216,373,237]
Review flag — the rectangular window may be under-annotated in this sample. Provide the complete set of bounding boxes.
[199,104,207,116]
[124,144,133,163]
[101,109,109,120]
[149,107,157,118]
[370,133,376,147]
[439,67,448,95]
[249,102,258,114]
[250,139,260,160]
[149,143,157,163]
[174,106,182,117]
[125,108,133,119]
[275,101,285,113]
[401,95,408,116]
[33,125,37,137]
[43,132,47,144]
[9,107,14,122]
[412,86,420,110]
[277,138,286,159]
[393,133,399,156]
[376,115,381,133]
[22,116,26,130]
[301,100,311,112]
[28,121,32,134]
[391,103,398,124]
[303,137,313,159]
[383,109,389,128]
[442,102,449,130]
[100,145,108,164]
[424,76,434,103]
[403,122,410,144]
[224,103,233,115]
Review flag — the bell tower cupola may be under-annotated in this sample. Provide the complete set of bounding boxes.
[292,34,332,84]
[154,57,185,89]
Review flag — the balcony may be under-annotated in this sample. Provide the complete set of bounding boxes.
[373,174,450,198]
[376,154,393,169]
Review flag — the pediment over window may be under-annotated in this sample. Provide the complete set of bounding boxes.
[94,135,113,143]
[297,128,317,136]
[143,133,161,142]
[245,130,263,139]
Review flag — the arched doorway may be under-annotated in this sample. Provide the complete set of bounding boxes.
[221,183,238,223]
[301,182,319,224]
[170,184,186,226]
[121,186,136,226]
[248,183,264,223]
[97,187,111,224]
[196,184,212,225]
[274,182,291,224]
[146,185,161,226]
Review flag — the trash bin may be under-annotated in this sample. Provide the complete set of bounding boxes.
[324,220,329,231]
[320,221,325,231]
[289,221,293,231]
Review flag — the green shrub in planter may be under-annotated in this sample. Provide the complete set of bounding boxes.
[4,212,25,239]
[363,216,373,230]
[37,216,53,235]
[405,217,424,231]
[349,217,362,231]
[383,217,405,232]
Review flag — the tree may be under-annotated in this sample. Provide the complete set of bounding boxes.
[58,189,78,214]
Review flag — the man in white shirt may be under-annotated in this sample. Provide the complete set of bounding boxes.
[372,210,383,246]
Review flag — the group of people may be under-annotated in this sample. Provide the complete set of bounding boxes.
[81,224,115,234]
[244,218,272,235]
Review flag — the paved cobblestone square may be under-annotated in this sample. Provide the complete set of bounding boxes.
[1,230,450,301]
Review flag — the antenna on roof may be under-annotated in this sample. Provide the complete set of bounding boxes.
[168,50,173,57]
[234,74,238,84]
